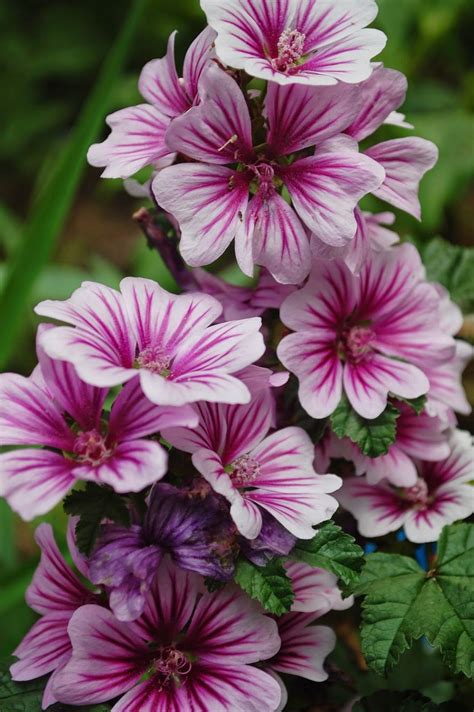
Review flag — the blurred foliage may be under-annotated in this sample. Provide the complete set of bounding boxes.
[0,0,473,704]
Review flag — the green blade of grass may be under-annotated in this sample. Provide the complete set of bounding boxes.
[0,0,148,369]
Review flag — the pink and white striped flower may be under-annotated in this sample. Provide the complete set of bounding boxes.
[346,64,438,221]
[264,562,353,711]
[337,431,474,543]
[317,402,451,489]
[201,0,386,86]
[10,523,97,710]
[52,559,282,711]
[154,63,385,284]
[88,27,216,178]
[163,375,341,539]
[35,277,265,407]
[424,340,473,424]
[0,326,198,519]
[277,244,456,420]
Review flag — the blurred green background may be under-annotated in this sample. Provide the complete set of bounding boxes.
[0,0,473,677]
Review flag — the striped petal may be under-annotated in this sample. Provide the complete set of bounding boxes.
[0,372,73,450]
[236,192,311,285]
[343,354,429,420]
[0,450,76,521]
[120,277,222,353]
[153,164,249,268]
[186,586,281,664]
[72,440,168,493]
[165,63,253,164]
[37,324,107,431]
[337,477,407,538]
[366,138,438,219]
[266,82,360,155]
[270,613,336,681]
[281,148,385,246]
[11,612,72,680]
[182,26,217,100]
[36,281,136,366]
[247,428,341,538]
[26,523,90,615]
[345,65,408,141]
[52,605,146,706]
[138,32,189,116]
[284,561,352,614]
[87,105,174,179]
[354,445,419,488]
[109,377,198,441]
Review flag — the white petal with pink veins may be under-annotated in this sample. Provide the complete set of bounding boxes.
[366,138,438,219]
[154,164,249,267]
[87,105,174,179]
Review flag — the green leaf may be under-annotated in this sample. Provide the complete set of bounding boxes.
[0,661,112,711]
[395,394,427,415]
[330,394,400,457]
[0,663,45,711]
[410,235,474,312]
[355,523,474,677]
[0,0,148,369]
[353,690,439,712]
[291,520,364,591]
[63,483,130,555]
[234,558,294,615]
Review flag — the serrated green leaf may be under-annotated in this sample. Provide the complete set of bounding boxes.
[410,236,474,312]
[395,394,427,415]
[234,558,294,615]
[63,483,130,555]
[353,689,440,712]
[355,523,474,677]
[330,394,399,457]
[291,520,364,591]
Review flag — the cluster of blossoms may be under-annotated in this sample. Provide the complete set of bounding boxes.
[2,1,473,710]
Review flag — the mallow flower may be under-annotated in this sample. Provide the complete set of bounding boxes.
[87,27,216,178]
[52,559,282,711]
[337,430,474,543]
[201,0,386,86]
[163,373,341,539]
[277,244,456,420]
[35,277,265,407]
[154,63,384,284]
[0,325,197,519]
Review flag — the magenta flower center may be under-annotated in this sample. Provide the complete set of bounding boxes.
[339,324,376,364]
[272,28,306,72]
[136,346,171,377]
[402,478,430,507]
[153,646,192,689]
[229,454,261,488]
[74,430,114,466]
[250,162,277,199]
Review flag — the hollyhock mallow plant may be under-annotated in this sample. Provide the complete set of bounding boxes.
[201,0,386,86]
[278,244,456,420]
[337,431,474,543]
[89,482,236,621]
[0,326,197,519]
[154,63,385,284]
[10,523,98,710]
[87,27,216,178]
[163,379,341,539]
[52,559,282,711]
[35,277,265,407]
